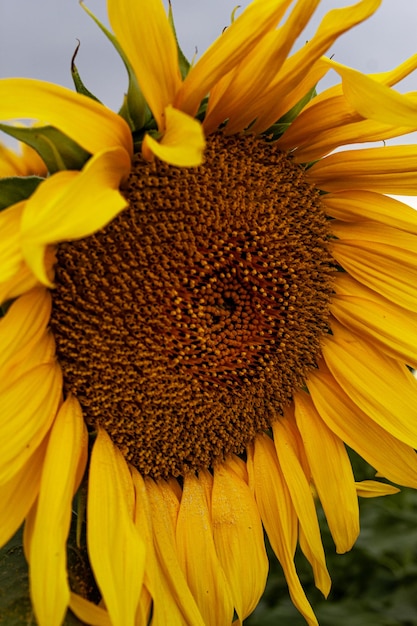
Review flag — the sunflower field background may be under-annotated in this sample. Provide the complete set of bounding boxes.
[2,449,417,626]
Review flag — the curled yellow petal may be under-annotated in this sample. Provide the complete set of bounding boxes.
[326,57,417,128]
[142,106,205,167]
[20,146,131,286]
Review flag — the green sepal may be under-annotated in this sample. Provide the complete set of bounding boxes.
[0,124,90,174]
[168,0,191,80]
[80,1,150,132]
[266,85,318,141]
[71,40,102,103]
[0,175,44,211]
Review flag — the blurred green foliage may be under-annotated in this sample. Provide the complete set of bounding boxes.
[246,451,417,626]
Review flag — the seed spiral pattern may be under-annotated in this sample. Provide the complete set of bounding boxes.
[50,134,334,478]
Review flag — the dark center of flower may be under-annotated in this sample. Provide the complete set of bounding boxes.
[50,134,334,479]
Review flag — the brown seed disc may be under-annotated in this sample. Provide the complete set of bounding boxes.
[50,133,334,479]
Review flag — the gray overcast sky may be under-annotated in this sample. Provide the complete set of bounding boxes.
[1,0,417,208]
[1,0,417,109]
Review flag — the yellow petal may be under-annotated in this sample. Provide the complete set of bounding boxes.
[69,593,112,626]
[108,0,181,130]
[307,365,417,489]
[88,428,145,626]
[204,0,319,133]
[323,320,417,448]
[0,436,47,547]
[326,57,417,128]
[176,471,234,626]
[0,78,133,155]
[0,201,25,284]
[307,144,417,195]
[331,224,417,313]
[322,190,417,234]
[211,459,268,622]
[0,141,46,177]
[131,469,168,626]
[145,477,206,626]
[246,434,318,626]
[294,391,359,554]
[0,287,51,374]
[272,415,331,594]
[29,395,87,626]
[0,362,62,484]
[20,146,131,286]
[250,0,381,134]
[142,106,205,166]
[177,0,288,117]
[0,248,55,305]
[355,480,400,498]
[332,273,417,367]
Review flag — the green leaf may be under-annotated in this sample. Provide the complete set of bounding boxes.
[0,124,90,174]
[168,0,191,80]
[71,40,102,103]
[279,85,318,125]
[0,175,44,211]
[80,1,150,132]
[265,86,318,141]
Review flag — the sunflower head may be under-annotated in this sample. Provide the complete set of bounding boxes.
[1,1,417,625]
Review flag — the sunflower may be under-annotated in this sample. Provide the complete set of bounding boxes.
[1,0,417,624]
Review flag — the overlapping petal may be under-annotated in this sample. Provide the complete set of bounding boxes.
[176,471,234,626]
[322,191,417,234]
[308,363,417,490]
[142,106,205,166]
[247,434,318,626]
[212,460,268,622]
[294,391,359,554]
[88,428,145,626]
[145,478,206,626]
[307,145,417,195]
[0,78,133,155]
[332,273,417,367]
[0,437,47,546]
[0,362,62,484]
[327,58,417,128]
[272,415,331,594]
[20,146,131,285]
[29,395,87,626]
